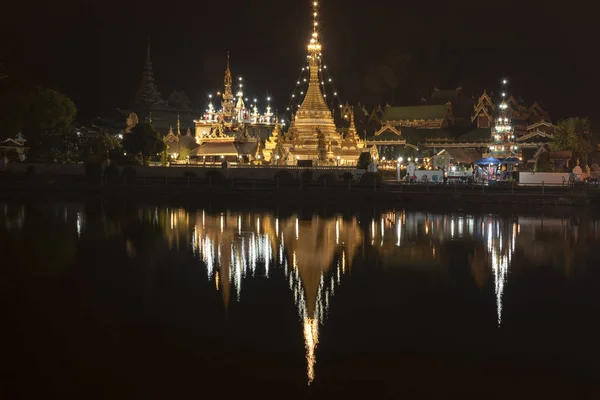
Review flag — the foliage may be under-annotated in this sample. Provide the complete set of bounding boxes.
[122,122,165,160]
[551,117,593,165]
[316,128,327,162]
[79,131,124,163]
[161,146,169,166]
[534,149,554,172]
[179,146,191,161]
[357,152,371,170]
[0,86,76,161]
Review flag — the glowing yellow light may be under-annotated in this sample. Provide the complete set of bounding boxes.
[313,1,317,5]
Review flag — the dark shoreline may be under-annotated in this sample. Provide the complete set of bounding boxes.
[1,179,599,217]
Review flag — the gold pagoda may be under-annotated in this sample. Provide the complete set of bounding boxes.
[263,1,365,166]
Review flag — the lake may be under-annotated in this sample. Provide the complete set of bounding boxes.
[2,202,600,398]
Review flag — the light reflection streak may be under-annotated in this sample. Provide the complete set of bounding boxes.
[135,208,598,383]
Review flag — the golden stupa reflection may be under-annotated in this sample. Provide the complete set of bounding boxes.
[125,205,600,384]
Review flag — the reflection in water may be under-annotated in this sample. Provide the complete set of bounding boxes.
[188,211,363,384]
[2,203,600,387]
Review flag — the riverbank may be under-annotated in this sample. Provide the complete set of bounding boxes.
[1,176,598,210]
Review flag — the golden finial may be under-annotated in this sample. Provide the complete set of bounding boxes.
[307,1,321,54]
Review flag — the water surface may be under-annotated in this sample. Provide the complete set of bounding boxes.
[2,203,600,398]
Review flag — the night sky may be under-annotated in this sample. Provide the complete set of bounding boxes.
[2,0,598,124]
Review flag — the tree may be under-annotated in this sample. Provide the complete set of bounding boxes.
[0,86,76,142]
[122,122,165,162]
[357,152,371,170]
[316,128,326,162]
[178,146,190,161]
[534,147,554,172]
[551,117,593,165]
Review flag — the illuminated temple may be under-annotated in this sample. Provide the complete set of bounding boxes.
[191,53,277,161]
[263,1,366,166]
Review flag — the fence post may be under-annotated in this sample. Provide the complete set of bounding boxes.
[187,176,190,189]
[348,179,351,192]
[324,177,327,191]
[542,181,545,196]
[209,176,211,188]
[277,177,280,190]
[165,175,168,189]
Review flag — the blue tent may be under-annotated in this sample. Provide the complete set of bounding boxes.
[475,157,501,165]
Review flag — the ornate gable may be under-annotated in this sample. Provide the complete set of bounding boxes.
[374,123,402,138]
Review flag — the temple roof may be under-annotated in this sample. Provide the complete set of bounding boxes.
[382,105,447,121]
[439,148,482,163]
[192,142,239,157]
[298,77,330,115]
[455,128,491,142]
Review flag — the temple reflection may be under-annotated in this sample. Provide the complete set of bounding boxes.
[3,202,600,385]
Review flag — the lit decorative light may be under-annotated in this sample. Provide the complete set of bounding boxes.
[502,79,507,84]
[398,157,403,162]
[254,98,257,102]
[502,92,506,97]
[208,94,212,99]
[333,92,337,96]
[328,78,332,82]
[323,65,327,69]
[300,91,304,94]
[239,77,242,81]
[267,96,271,101]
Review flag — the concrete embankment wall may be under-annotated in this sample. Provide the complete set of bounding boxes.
[5,163,362,181]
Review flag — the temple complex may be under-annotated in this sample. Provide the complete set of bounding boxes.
[367,82,554,164]
[126,42,197,135]
[194,52,276,141]
[263,1,365,166]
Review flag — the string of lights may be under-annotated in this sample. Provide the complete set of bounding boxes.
[283,60,346,122]
[282,0,347,125]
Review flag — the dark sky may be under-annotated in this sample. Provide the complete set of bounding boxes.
[2,0,598,124]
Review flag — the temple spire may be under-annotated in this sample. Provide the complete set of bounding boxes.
[221,51,235,122]
[298,1,329,115]
[176,113,181,136]
[135,40,161,107]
